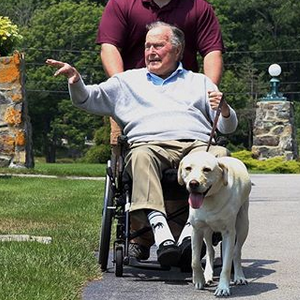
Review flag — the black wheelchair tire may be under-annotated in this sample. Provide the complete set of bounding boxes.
[115,247,124,277]
[98,162,114,271]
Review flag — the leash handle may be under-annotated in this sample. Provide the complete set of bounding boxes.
[206,93,225,152]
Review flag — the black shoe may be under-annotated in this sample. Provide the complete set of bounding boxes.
[157,240,180,267]
[178,237,192,272]
[178,237,207,273]
[212,232,222,246]
[128,243,150,260]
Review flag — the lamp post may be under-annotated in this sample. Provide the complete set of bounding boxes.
[261,63,287,101]
[253,63,298,160]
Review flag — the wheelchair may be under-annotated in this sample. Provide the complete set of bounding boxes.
[98,136,194,277]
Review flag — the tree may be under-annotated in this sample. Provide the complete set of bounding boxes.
[22,1,105,162]
[221,59,267,150]
[212,0,300,100]
[0,0,54,27]
[210,0,300,150]
[50,99,102,159]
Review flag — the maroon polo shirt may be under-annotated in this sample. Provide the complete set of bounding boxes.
[97,0,224,72]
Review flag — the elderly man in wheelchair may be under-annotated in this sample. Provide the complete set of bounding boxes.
[46,21,238,274]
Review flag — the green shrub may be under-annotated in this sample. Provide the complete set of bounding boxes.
[82,117,111,163]
[232,150,300,173]
[0,16,22,56]
[94,125,110,145]
[83,144,111,163]
[261,158,300,174]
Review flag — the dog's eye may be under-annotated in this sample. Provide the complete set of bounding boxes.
[185,166,192,172]
[203,167,211,173]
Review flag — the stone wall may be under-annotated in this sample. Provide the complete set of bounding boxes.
[252,101,298,160]
[0,51,33,168]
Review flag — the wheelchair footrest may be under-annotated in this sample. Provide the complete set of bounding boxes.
[128,257,171,271]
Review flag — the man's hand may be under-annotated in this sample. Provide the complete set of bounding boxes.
[45,59,80,84]
[208,91,230,118]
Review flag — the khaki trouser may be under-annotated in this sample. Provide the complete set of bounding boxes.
[125,140,229,246]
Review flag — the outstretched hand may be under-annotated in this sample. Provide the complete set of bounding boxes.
[46,59,80,84]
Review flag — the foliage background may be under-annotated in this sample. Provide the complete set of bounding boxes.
[1,0,300,162]
[0,16,23,55]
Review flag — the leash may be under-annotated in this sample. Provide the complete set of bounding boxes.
[206,94,225,152]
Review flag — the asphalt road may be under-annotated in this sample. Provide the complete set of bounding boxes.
[82,174,300,300]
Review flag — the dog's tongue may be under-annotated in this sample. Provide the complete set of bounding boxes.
[188,193,204,209]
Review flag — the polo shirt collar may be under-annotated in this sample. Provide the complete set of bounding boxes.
[146,62,184,85]
[142,0,178,10]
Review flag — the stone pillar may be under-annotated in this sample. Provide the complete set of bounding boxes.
[0,51,34,168]
[252,101,298,161]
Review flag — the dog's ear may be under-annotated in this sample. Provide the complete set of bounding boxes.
[177,160,184,185]
[218,161,228,186]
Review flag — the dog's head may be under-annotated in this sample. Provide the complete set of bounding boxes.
[178,151,228,209]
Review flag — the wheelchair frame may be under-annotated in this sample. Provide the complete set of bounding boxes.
[98,137,191,277]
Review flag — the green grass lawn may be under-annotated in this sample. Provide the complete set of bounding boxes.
[0,162,107,177]
[0,176,104,300]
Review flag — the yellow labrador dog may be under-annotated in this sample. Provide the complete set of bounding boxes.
[178,151,251,297]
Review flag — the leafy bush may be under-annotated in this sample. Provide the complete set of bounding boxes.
[232,150,300,173]
[0,16,22,56]
[82,117,111,163]
[94,123,110,145]
[83,144,111,163]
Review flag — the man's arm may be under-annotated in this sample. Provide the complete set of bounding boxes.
[203,50,223,86]
[100,43,124,77]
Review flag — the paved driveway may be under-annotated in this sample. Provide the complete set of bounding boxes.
[83,174,300,300]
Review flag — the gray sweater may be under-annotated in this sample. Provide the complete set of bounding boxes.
[69,67,238,143]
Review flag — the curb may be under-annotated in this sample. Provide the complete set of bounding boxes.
[0,173,105,180]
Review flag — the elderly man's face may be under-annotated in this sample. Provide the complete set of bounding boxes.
[145,26,181,79]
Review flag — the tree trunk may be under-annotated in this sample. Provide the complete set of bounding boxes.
[43,134,56,163]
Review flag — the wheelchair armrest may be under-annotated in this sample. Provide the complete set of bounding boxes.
[117,135,128,145]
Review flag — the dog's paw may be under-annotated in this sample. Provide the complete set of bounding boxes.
[193,271,205,290]
[194,281,205,290]
[234,271,248,286]
[234,277,248,286]
[214,284,231,297]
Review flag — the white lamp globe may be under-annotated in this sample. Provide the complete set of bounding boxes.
[268,64,281,77]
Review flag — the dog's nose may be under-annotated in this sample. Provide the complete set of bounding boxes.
[189,180,199,189]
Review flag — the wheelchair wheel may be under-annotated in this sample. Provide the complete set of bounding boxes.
[98,160,115,271]
[115,246,124,277]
